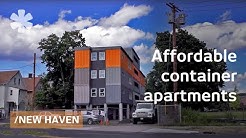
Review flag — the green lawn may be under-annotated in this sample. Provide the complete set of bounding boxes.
[200,111,246,119]
[181,109,246,126]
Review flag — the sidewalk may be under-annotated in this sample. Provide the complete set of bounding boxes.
[62,125,199,134]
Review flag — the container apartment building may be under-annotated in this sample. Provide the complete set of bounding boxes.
[74,46,145,121]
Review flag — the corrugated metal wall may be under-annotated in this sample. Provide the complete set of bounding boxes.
[74,68,90,85]
[106,67,121,103]
[74,68,90,104]
[106,85,121,104]
[106,68,121,85]
[74,85,90,104]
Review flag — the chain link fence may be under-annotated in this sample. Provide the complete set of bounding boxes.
[156,104,181,125]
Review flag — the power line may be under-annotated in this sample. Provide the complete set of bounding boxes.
[36,64,45,74]
[0,63,33,71]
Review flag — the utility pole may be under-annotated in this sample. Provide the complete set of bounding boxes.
[32,53,36,110]
[166,3,185,105]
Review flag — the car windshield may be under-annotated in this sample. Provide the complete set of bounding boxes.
[136,103,153,109]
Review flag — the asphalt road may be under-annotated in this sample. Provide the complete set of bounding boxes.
[0,128,246,138]
[1,119,246,138]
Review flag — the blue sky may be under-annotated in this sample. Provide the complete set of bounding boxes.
[0,0,245,92]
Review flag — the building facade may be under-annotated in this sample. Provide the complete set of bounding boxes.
[0,71,28,117]
[74,46,145,121]
[23,73,41,108]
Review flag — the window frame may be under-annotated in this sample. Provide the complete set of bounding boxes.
[134,81,139,88]
[129,92,133,100]
[99,52,105,60]
[99,70,105,78]
[91,52,97,61]
[14,78,16,85]
[91,88,97,97]
[91,70,97,79]
[129,78,132,85]
[10,90,13,95]
[134,69,139,76]
[99,88,105,97]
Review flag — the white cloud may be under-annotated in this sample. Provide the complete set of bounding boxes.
[133,43,155,64]
[184,20,246,50]
[81,26,150,47]
[218,10,231,22]
[237,72,246,81]
[0,4,153,61]
[0,15,96,60]
[58,10,71,20]
[99,3,152,27]
[224,71,246,93]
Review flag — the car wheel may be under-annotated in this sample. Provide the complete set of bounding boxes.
[87,118,93,125]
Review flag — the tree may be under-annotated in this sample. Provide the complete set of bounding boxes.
[146,29,227,110]
[37,30,86,108]
[230,85,240,110]
[35,76,54,109]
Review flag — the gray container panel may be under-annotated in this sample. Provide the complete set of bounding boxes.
[106,68,121,85]
[106,85,121,104]
[121,85,133,104]
[121,69,134,89]
[74,85,90,104]
[74,68,90,85]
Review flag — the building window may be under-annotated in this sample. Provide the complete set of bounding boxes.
[129,92,133,100]
[14,78,16,85]
[91,88,97,97]
[91,70,97,79]
[134,81,139,88]
[99,52,105,60]
[91,52,97,61]
[134,69,139,76]
[18,79,21,85]
[99,70,105,78]
[10,90,13,95]
[128,62,131,70]
[129,78,132,85]
[99,88,105,97]
[135,95,140,100]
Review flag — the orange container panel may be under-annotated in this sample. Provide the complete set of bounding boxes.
[140,74,146,86]
[106,49,121,67]
[121,51,130,73]
[75,50,90,68]
[132,66,140,82]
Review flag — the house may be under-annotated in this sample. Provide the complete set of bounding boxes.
[23,73,41,107]
[0,70,28,117]
[74,46,146,121]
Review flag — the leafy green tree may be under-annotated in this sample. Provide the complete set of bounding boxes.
[230,85,240,110]
[35,76,54,109]
[146,29,227,110]
[37,30,86,108]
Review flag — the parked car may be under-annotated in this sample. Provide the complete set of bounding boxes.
[132,100,157,124]
[82,111,103,125]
